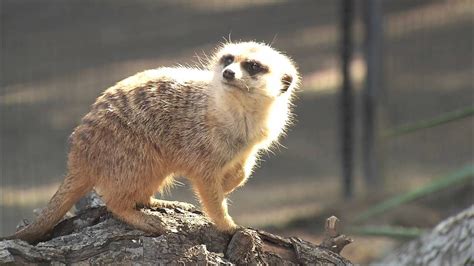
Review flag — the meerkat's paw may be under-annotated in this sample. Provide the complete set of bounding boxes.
[222,224,240,235]
[226,224,246,236]
[214,218,240,234]
[149,198,197,212]
[140,215,170,235]
[165,201,196,212]
[112,207,171,236]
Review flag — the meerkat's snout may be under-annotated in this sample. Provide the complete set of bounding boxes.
[223,69,235,80]
[222,62,243,82]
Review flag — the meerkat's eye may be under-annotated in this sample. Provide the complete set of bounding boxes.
[221,55,234,67]
[243,60,265,76]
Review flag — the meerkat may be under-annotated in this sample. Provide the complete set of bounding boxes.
[3,41,299,244]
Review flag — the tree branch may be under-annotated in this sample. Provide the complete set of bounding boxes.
[0,194,352,265]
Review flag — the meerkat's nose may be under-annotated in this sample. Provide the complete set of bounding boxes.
[223,69,235,80]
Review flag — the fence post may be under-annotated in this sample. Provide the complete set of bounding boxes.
[339,0,355,198]
[363,0,383,188]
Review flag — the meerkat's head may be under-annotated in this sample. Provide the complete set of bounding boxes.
[209,41,299,99]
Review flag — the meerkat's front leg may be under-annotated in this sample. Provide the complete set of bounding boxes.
[222,164,247,195]
[222,157,256,195]
[192,177,237,233]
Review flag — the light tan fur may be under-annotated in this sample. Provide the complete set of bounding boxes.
[4,41,300,244]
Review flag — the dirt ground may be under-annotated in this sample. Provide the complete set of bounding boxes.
[1,0,472,263]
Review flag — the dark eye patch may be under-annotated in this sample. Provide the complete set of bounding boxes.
[242,60,268,76]
[221,54,234,67]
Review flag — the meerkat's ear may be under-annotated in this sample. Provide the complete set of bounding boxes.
[280,74,293,94]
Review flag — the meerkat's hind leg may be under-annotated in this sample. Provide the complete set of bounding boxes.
[145,174,196,211]
[104,194,169,235]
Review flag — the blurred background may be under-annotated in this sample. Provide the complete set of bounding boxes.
[1,0,472,263]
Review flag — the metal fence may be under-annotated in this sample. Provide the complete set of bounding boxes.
[1,1,472,246]
[339,0,473,199]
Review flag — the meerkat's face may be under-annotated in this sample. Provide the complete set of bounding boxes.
[210,42,299,99]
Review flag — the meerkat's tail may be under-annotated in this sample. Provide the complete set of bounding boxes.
[3,174,92,244]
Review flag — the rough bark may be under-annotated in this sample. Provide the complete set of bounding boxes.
[0,193,352,265]
[376,205,473,266]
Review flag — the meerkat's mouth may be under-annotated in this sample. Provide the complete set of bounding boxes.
[222,81,244,90]
[222,81,254,94]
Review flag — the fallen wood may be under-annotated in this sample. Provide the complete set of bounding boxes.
[0,193,352,265]
[376,205,473,265]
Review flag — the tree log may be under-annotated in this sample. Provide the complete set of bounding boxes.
[0,193,352,265]
[376,205,473,265]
